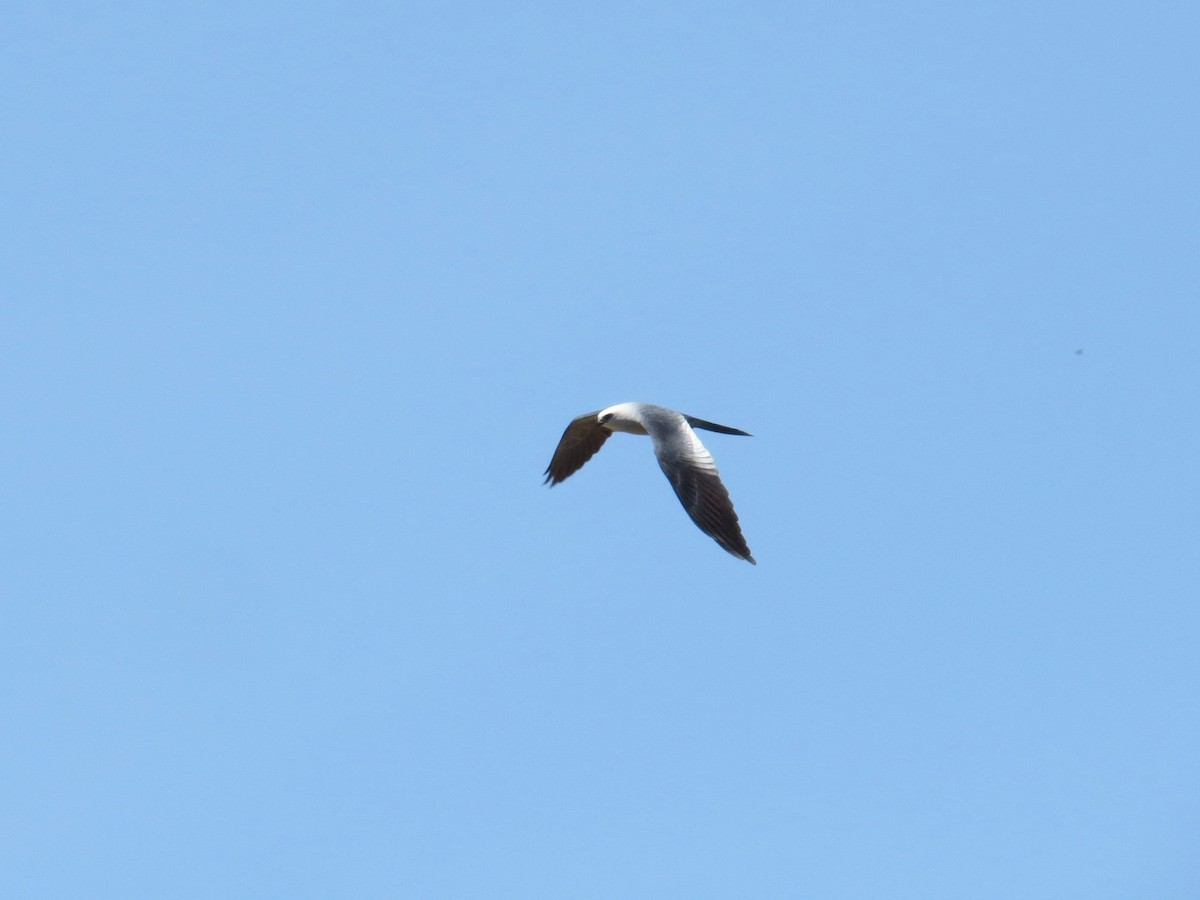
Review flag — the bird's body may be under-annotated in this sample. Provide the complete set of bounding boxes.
[544,402,755,564]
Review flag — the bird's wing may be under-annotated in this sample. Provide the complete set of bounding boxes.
[544,412,611,485]
[649,420,755,564]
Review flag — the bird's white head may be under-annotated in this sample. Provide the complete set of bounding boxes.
[597,402,649,435]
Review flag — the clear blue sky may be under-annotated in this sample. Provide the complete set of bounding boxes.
[3,2,1198,897]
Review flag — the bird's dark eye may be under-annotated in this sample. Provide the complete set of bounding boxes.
[599,413,612,423]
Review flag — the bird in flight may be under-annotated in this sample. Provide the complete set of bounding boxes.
[544,402,755,564]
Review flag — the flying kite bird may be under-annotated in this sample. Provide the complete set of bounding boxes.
[544,402,755,564]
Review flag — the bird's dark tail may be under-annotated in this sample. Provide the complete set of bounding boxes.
[684,415,752,437]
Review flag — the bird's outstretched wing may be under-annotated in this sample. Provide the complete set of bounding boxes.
[543,412,611,486]
[651,422,755,564]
